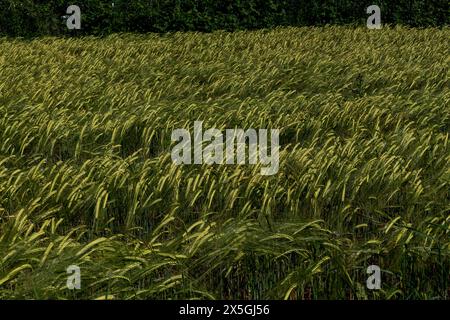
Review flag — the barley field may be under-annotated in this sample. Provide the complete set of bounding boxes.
[0,26,448,299]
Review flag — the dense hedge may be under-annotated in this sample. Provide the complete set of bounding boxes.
[0,0,448,36]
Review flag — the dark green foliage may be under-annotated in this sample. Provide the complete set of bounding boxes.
[0,0,448,37]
